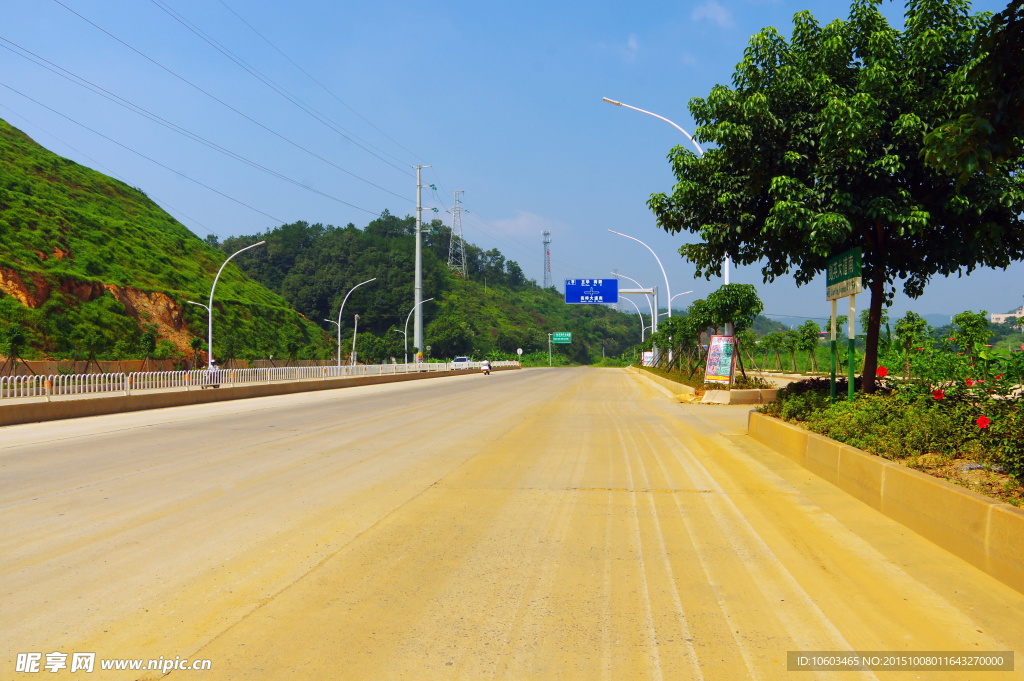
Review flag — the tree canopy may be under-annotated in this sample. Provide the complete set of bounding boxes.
[648,0,1024,392]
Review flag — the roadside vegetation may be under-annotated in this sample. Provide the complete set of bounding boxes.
[760,310,1024,505]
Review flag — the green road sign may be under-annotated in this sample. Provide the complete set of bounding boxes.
[826,247,863,301]
[552,332,572,344]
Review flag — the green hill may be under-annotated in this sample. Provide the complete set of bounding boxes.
[0,116,641,365]
[216,217,642,363]
[0,117,328,362]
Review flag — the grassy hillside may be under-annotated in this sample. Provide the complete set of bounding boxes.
[0,117,328,362]
[217,217,643,363]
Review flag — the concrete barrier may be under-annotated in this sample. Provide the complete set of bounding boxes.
[748,411,1024,595]
[0,365,520,428]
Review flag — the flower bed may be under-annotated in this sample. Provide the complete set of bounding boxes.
[758,372,1023,506]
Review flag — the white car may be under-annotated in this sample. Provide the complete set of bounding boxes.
[450,356,472,369]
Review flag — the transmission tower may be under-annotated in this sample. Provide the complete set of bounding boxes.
[542,229,552,288]
[447,190,467,277]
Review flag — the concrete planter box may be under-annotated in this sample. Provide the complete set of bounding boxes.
[628,367,778,404]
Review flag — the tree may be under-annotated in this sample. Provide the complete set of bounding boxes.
[189,336,204,368]
[648,0,1024,394]
[0,324,28,376]
[952,310,992,364]
[923,1,1024,182]
[140,330,157,372]
[893,311,929,377]
[797,320,822,372]
[762,332,785,370]
[705,284,764,377]
[782,330,801,373]
[426,315,474,359]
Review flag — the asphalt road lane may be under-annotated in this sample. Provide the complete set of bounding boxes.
[2,368,1022,679]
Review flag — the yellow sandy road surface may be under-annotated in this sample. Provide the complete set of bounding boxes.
[1,368,1021,679]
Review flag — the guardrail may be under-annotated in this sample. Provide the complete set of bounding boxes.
[0,360,520,402]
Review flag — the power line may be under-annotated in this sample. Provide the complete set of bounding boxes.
[0,81,284,222]
[0,101,224,238]
[51,0,413,205]
[0,37,381,216]
[149,0,415,178]
[217,0,423,165]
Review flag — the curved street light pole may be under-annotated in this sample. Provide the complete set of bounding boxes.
[612,272,654,324]
[335,278,377,367]
[670,291,694,306]
[603,97,731,288]
[404,297,434,364]
[621,297,646,342]
[608,231,671,319]
[207,241,265,371]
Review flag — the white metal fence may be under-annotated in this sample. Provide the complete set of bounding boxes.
[0,361,520,402]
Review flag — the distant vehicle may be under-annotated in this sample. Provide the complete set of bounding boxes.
[451,357,472,369]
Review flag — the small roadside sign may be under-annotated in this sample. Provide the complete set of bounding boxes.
[826,247,863,301]
[564,279,618,304]
[704,335,736,384]
[516,348,523,356]
[552,332,572,344]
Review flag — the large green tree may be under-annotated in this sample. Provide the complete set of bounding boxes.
[649,0,1024,392]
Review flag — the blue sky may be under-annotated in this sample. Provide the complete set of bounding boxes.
[2,0,1020,324]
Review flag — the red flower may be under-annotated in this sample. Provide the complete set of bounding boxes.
[977,415,991,429]
[876,366,889,377]
[996,374,1003,380]
[966,378,974,386]
[932,389,945,400]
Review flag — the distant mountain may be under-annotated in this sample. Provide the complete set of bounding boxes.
[0,117,326,362]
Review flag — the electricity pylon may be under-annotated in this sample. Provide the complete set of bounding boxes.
[447,190,467,277]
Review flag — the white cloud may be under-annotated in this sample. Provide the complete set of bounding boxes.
[691,0,734,28]
[623,33,639,62]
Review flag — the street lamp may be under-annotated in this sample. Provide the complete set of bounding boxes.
[670,291,694,306]
[608,231,671,320]
[205,241,265,370]
[603,97,732,288]
[612,272,654,325]
[324,319,341,364]
[403,298,434,364]
[621,297,646,342]
[334,278,376,367]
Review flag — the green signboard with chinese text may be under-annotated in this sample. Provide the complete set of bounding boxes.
[552,332,572,344]
[826,247,863,301]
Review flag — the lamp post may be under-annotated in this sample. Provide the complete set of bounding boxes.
[609,231,671,321]
[334,278,376,367]
[621,297,645,342]
[324,319,341,364]
[670,291,694,306]
[205,241,265,370]
[603,97,732,289]
[186,301,210,367]
[612,272,655,330]
[403,298,434,364]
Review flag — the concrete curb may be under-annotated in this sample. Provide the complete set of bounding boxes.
[0,366,520,428]
[629,367,777,404]
[748,411,1024,595]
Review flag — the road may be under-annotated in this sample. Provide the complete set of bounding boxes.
[2,367,1022,679]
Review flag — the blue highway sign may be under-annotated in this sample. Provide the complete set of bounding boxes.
[564,279,618,304]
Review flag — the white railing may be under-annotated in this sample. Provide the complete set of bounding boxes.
[0,360,521,401]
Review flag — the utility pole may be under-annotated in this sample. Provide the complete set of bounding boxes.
[414,165,429,361]
[548,333,552,367]
[542,230,552,289]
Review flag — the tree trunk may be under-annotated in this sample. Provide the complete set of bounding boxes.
[790,349,797,373]
[734,336,747,378]
[774,349,781,370]
[862,277,885,393]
